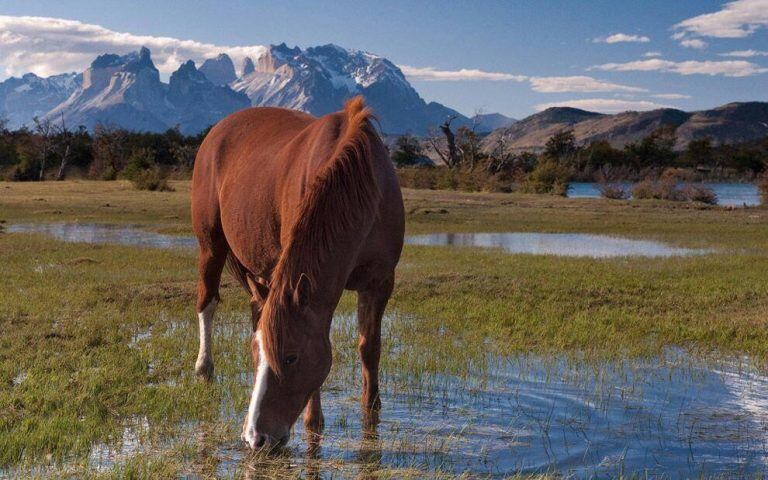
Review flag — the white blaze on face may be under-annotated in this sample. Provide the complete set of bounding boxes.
[243,329,270,449]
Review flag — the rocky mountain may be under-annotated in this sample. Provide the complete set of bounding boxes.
[46,47,172,132]
[481,102,768,153]
[471,113,516,133]
[231,43,467,134]
[167,60,250,134]
[199,54,237,86]
[44,47,249,134]
[0,72,81,129]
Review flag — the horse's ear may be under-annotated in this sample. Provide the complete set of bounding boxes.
[246,274,270,304]
[293,273,312,310]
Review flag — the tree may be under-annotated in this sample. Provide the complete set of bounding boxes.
[624,124,677,168]
[681,137,713,168]
[32,116,56,181]
[455,126,482,169]
[91,123,129,179]
[390,134,425,167]
[544,129,577,163]
[427,115,461,168]
[50,114,74,180]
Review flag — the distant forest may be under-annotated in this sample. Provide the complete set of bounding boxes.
[1,115,767,195]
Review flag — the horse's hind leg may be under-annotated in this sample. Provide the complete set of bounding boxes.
[194,231,228,381]
[356,274,395,422]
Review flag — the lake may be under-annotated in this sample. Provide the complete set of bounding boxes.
[568,182,762,207]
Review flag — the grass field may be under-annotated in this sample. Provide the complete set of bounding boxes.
[2,180,768,478]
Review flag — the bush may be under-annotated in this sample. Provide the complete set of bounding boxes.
[599,183,629,200]
[632,179,717,204]
[122,148,173,191]
[631,179,658,200]
[521,159,569,195]
[758,173,768,205]
[678,184,717,205]
[131,167,173,191]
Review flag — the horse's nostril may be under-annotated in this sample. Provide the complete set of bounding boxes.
[256,434,267,448]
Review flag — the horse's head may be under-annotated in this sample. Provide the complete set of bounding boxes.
[242,273,332,449]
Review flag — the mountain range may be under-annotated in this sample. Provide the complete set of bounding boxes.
[0,44,468,135]
[1,44,766,148]
[481,102,768,153]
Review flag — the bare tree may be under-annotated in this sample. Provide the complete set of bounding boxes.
[427,115,461,168]
[32,116,56,181]
[53,114,74,181]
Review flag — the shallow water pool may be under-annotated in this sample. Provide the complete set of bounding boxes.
[7,223,713,258]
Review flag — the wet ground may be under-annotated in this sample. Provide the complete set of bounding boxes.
[5,222,766,478]
[51,313,768,478]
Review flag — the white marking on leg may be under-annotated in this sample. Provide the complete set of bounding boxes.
[195,298,217,373]
[243,330,270,448]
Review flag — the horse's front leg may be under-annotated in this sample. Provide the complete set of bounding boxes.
[356,275,395,419]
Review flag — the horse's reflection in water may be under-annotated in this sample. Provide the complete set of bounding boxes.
[356,421,383,480]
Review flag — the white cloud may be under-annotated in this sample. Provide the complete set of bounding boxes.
[400,65,527,82]
[680,38,708,49]
[594,33,651,44]
[673,0,768,38]
[643,51,663,57]
[0,15,267,78]
[652,93,692,99]
[534,98,672,114]
[529,76,647,93]
[592,58,768,77]
[720,49,768,57]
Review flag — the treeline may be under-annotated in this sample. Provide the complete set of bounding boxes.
[2,115,768,199]
[393,121,768,194]
[0,117,203,189]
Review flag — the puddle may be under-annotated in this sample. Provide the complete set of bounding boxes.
[5,223,197,249]
[405,232,711,258]
[202,315,768,478]
[7,223,712,258]
[6,312,768,478]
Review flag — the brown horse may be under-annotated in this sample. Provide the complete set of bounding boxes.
[191,96,404,448]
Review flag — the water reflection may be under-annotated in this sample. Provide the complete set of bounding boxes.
[6,223,713,258]
[405,232,712,258]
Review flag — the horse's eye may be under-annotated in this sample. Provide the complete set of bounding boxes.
[284,354,298,366]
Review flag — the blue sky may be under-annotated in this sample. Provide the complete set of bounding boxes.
[1,0,766,118]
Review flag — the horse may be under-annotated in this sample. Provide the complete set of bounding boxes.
[191,96,405,449]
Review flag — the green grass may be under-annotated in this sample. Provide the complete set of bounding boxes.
[2,180,768,478]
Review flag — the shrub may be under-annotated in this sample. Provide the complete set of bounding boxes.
[632,179,659,200]
[122,148,173,191]
[678,184,717,205]
[521,159,569,195]
[131,167,173,191]
[599,183,629,200]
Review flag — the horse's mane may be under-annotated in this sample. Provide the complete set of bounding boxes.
[261,96,381,376]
